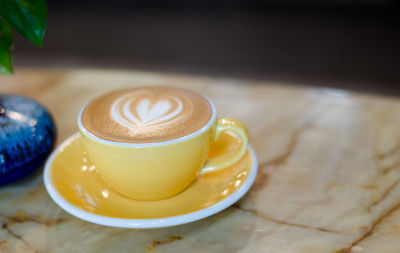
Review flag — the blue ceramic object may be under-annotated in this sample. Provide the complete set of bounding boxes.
[0,95,56,185]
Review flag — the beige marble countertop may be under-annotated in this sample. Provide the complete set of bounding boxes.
[1,69,400,253]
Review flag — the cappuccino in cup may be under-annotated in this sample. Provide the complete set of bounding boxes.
[78,86,249,200]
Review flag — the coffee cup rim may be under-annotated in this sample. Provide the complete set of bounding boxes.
[77,90,217,147]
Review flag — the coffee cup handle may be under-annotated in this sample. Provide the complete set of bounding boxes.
[201,118,249,173]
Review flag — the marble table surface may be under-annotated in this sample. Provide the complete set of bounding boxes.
[1,69,400,253]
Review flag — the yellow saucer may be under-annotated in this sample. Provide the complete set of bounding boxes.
[44,133,257,228]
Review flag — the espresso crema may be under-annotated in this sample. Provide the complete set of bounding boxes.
[81,87,212,143]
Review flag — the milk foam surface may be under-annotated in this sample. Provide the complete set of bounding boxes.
[81,87,212,143]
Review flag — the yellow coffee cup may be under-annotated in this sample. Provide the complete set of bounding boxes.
[78,90,249,200]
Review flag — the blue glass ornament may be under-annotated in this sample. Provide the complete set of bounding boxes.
[0,95,56,185]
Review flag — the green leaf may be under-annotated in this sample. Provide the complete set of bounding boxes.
[0,20,13,74]
[0,0,47,47]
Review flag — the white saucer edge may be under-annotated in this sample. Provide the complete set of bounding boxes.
[43,133,258,229]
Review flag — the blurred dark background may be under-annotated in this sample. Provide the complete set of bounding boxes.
[13,0,400,95]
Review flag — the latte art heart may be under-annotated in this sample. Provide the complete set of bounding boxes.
[111,94,185,131]
[81,87,212,143]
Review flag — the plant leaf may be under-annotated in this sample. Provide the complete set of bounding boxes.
[0,20,13,74]
[0,0,47,47]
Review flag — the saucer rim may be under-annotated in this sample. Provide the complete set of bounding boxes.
[44,132,258,229]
